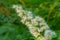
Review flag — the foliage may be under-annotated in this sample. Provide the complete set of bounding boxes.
[0,0,60,40]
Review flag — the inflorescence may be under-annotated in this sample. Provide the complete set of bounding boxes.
[12,5,56,40]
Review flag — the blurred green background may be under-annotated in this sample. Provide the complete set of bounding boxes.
[0,0,60,40]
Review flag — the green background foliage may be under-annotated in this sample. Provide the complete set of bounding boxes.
[0,0,60,40]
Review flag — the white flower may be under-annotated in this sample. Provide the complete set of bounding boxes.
[31,18,39,26]
[27,16,33,20]
[40,22,46,27]
[44,30,56,40]
[35,16,45,22]
[39,37,47,40]
[39,26,49,32]
[13,5,23,13]
[12,5,17,8]
[28,26,40,37]
[25,22,30,25]
[18,12,24,17]
[25,11,33,19]
[21,16,27,24]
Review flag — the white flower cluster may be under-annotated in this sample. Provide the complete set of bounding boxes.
[13,5,56,40]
